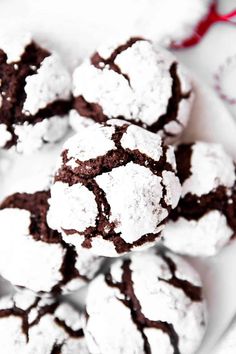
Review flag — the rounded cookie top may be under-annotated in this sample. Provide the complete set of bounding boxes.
[85,249,207,354]
[0,190,103,294]
[162,142,236,256]
[47,120,181,257]
[71,37,193,141]
[0,289,89,354]
[0,30,72,153]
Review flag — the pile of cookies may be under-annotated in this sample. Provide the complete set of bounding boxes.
[0,32,234,354]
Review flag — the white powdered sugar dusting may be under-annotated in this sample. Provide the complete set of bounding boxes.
[0,124,12,148]
[95,162,167,243]
[167,251,202,286]
[74,40,173,125]
[0,208,64,293]
[23,53,71,115]
[73,39,193,137]
[176,63,192,94]
[130,251,206,354]
[175,95,194,129]
[166,145,177,170]
[49,120,181,256]
[144,328,174,354]
[85,250,206,354]
[84,236,120,258]
[161,142,236,257]
[162,211,233,257]
[97,36,132,60]
[69,109,95,131]
[0,29,31,63]
[0,192,103,293]
[74,247,103,279]
[85,276,144,354]
[65,124,116,164]
[113,40,173,124]
[73,62,133,117]
[0,290,89,354]
[14,116,68,154]
[42,115,69,143]
[162,170,181,208]
[48,181,98,233]
[120,124,163,161]
[182,142,235,197]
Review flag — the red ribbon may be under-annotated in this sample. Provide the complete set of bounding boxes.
[171,0,236,49]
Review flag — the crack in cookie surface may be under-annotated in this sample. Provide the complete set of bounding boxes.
[54,123,175,253]
[0,191,90,293]
[73,38,192,139]
[0,295,85,352]
[0,297,56,341]
[159,254,202,302]
[149,63,191,136]
[105,259,180,354]
[85,250,205,354]
[170,143,236,236]
[91,37,143,85]
[0,41,72,148]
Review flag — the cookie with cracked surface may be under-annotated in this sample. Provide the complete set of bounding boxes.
[162,141,236,256]
[47,120,181,257]
[85,249,207,354]
[70,37,193,141]
[0,289,89,354]
[0,190,103,294]
[0,30,72,153]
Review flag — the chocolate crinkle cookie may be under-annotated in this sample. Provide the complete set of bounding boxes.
[70,37,193,141]
[84,249,207,354]
[0,289,89,354]
[162,141,236,256]
[0,190,103,294]
[0,30,72,153]
[47,120,181,257]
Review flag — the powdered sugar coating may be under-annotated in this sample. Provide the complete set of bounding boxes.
[85,249,206,354]
[48,121,181,257]
[0,29,31,63]
[72,38,193,140]
[14,116,69,154]
[48,182,98,233]
[0,191,103,294]
[162,142,236,257]
[0,124,11,148]
[0,30,72,153]
[0,290,89,354]
[162,170,182,208]
[0,208,64,293]
[65,124,116,164]
[163,211,233,257]
[120,124,163,161]
[95,162,167,243]
[69,109,94,130]
[23,53,71,115]
[182,142,235,197]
